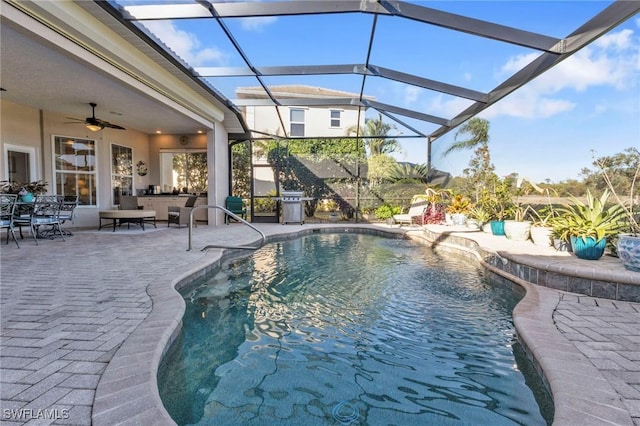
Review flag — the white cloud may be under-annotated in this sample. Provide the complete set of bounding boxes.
[240,16,278,32]
[404,86,420,106]
[427,94,474,118]
[594,28,633,50]
[141,21,227,66]
[490,27,638,119]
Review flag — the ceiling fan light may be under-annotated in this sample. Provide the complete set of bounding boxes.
[86,123,104,132]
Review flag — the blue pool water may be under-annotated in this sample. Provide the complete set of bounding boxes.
[159,233,552,425]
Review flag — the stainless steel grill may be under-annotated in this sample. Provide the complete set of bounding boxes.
[281,191,305,225]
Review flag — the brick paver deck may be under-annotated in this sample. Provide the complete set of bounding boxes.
[1,223,638,425]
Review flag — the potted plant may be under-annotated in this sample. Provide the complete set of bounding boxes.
[446,194,473,226]
[528,206,556,247]
[596,158,640,271]
[549,214,572,251]
[557,189,626,260]
[503,203,532,241]
[467,206,492,232]
[1,179,48,202]
[484,179,515,236]
[422,188,450,225]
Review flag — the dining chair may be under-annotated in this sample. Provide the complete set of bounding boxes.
[59,195,79,235]
[0,194,20,248]
[13,195,65,244]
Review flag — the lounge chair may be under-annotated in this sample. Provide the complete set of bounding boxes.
[393,200,429,225]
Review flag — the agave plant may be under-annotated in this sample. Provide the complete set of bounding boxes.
[557,189,627,242]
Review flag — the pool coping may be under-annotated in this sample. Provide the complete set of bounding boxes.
[91,224,634,425]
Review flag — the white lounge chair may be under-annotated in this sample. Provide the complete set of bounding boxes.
[393,200,428,225]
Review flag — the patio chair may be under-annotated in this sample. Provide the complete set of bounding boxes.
[13,195,65,244]
[0,194,20,247]
[393,200,429,225]
[117,196,156,229]
[59,195,78,235]
[225,196,247,224]
[119,196,143,210]
[168,196,198,227]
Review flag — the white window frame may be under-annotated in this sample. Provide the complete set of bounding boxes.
[289,108,305,137]
[52,134,98,207]
[330,110,342,128]
[110,143,134,206]
[3,143,38,182]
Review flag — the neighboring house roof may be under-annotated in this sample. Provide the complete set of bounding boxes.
[236,85,375,102]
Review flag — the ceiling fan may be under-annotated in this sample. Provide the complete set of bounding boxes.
[66,102,126,131]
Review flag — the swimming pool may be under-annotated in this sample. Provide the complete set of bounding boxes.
[159,233,553,425]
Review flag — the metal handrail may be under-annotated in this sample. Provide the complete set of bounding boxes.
[187,205,266,251]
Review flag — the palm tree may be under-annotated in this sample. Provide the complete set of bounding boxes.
[443,117,489,157]
[443,117,494,202]
[347,113,399,156]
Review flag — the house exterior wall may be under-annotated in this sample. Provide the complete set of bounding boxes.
[244,105,360,138]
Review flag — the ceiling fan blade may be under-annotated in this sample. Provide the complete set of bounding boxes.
[104,123,126,130]
[96,118,126,130]
[64,104,126,130]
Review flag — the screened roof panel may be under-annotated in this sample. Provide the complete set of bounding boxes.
[370,15,541,94]
[109,0,639,145]
[223,13,374,66]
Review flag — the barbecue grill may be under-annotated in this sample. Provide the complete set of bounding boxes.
[281,191,307,225]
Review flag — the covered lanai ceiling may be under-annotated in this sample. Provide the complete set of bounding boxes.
[97,0,639,148]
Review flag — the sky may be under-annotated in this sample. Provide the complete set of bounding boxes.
[122,0,639,183]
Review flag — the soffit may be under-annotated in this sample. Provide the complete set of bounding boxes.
[0,0,246,135]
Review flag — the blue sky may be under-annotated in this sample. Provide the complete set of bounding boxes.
[125,1,639,183]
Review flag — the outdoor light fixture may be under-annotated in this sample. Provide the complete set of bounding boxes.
[86,123,104,132]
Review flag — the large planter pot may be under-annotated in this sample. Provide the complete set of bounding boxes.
[570,236,607,260]
[504,220,531,241]
[466,219,481,231]
[617,233,640,272]
[451,213,467,226]
[490,220,505,236]
[553,238,571,252]
[481,222,492,233]
[530,226,553,247]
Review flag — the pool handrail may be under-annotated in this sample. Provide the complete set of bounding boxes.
[187,205,266,251]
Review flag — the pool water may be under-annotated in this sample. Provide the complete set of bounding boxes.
[159,234,553,425]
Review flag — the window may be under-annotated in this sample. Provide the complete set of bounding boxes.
[159,151,208,194]
[330,110,341,128]
[4,144,36,183]
[111,144,133,206]
[290,108,305,137]
[53,136,97,206]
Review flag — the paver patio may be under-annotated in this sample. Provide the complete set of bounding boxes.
[0,223,638,425]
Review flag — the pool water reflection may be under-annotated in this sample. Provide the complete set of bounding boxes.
[159,233,552,425]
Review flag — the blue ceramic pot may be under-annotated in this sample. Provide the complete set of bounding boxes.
[20,192,34,202]
[570,236,606,260]
[490,220,505,236]
[617,234,640,272]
